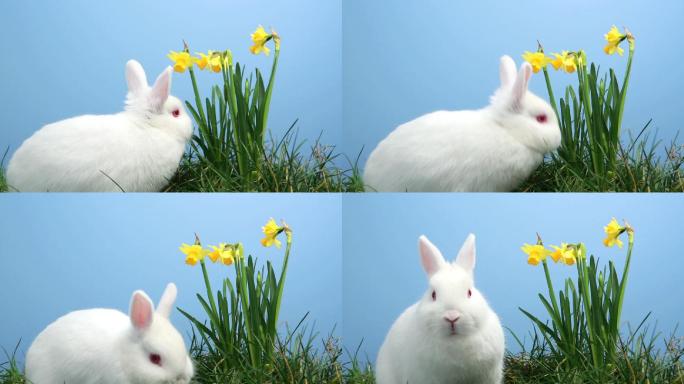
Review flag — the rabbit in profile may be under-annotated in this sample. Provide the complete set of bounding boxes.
[364,55,561,192]
[376,234,504,384]
[25,283,194,384]
[6,60,192,192]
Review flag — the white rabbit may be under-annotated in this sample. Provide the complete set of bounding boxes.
[25,283,194,384]
[376,234,504,384]
[6,60,192,192]
[364,55,561,192]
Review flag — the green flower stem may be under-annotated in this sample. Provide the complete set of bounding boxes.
[542,67,559,119]
[235,250,258,367]
[577,244,601,367]
[577,63,601,175]
[614,233,634,334]
[273,234,291,331]
[225,63,249,187]
[259,49,279,143]
[189,67,207,125]
[542,259,560,320]
[199,259,218,321]
[616,44,635,137]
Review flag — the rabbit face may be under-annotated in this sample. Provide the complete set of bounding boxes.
[496,91,561,155]
[416,234,493,339]
[149,94,193,143]
[120,284,194,384]
[418,266,491,338]
[120,316,194,384]
[493,56,562,155]
[125,60,193,143]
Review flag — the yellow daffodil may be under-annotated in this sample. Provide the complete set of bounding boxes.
[207,243,242,265]
[261,218,283,248]
[603,218,625,248]
[219,246,236,266]
[207,243,228,263]
[193,51,231,73]
[168,51,193,73]
[548,243,563,263]
[522,51,552,73]
[603,25,625,56]
[550,51,578,73]
[194,52,210,70]
[522,243,550,266]
[550,243,579,265]
[207,51,224,73]
[250,25,271,56]
[180,243,209,266]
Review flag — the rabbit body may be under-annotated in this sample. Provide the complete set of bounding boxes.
[376,235,504,384]
[364,109,544,191]
[364,55,561,192]
[377,303,504,384]
[6,60,192,192]
[7,112,189,192]
[25,283,194,384]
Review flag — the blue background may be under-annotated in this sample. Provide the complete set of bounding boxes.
[0,0,341,162]
[342,194,684,364]
[0,194,342,365]
[342,0,684,166]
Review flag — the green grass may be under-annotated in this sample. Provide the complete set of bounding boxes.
[518,130,684,192]
[188,324,375,384]
[0,147,9,193]
[166,128,364,192]
[0,326,376,384]
[505,324,684,384]
[3,327,681,384]
[0,342,26,384]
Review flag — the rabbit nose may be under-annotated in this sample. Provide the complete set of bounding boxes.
[443,310,460,324]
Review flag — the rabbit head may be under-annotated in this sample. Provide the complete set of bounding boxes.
[490,55,561,155]
[415,234,493,339]
[124,60,192,143]
[119,283,194,384]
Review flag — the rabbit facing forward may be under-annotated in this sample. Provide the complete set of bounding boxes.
[25,283,194,384]
[376,235,504,384]
[364,55,561,192]
[6,60,192,192]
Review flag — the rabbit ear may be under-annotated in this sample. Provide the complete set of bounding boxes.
[499,55,517,89]
[148,66,172,112]
[130,290,154,331]
[511,62,532,110]
[125,60,148,96]
[156,283,177,319]
[419,235,445,278]
[453,233,476,273]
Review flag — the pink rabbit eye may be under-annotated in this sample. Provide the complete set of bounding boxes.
[149,353,162,366]
[536,114,548,123]
[467,289,472,298]
[431,290,436,301]
[172,109,180,118]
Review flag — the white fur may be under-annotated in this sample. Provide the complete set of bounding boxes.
[6,60,192,192]
[376,235,505,384]
[25,283,194,384]
[364,55,561,192]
